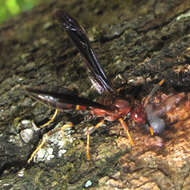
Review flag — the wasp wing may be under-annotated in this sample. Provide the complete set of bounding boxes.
[26,87,111,111]
[55,10,114,94]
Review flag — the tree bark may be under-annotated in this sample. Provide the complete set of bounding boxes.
[1,0,190,189]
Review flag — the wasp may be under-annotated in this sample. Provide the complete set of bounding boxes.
[25,10,190,163]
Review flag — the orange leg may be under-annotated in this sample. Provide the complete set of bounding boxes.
[149,125,154,136]
[144,79,165,107]
[86,133,90,161]
[118,118,134,146]
[27,122,73,164]
[86,120,104,160]
[40,109,58,128]
[27,109,59,164]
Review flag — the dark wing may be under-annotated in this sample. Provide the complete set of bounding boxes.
[26,87,111,111]
[55,10,114,94]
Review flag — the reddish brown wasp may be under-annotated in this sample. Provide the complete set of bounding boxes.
[26,10,190,162]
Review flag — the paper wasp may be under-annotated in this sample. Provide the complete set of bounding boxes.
[25,10,190,163]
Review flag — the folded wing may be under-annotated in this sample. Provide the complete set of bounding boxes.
[55,10,114,94]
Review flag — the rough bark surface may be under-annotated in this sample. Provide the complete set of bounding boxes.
[1,0,190,189]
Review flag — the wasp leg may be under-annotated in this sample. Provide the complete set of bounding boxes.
[27,133,49,164]
[40,109,59,128]
[149,125,154,136]
[27,109,58,164]
[86,120,104,160]
[60,122,73,139]
[144,79,165,107]
[118,118,134,146]
[86,132,90,161]
[27,122,73,164]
